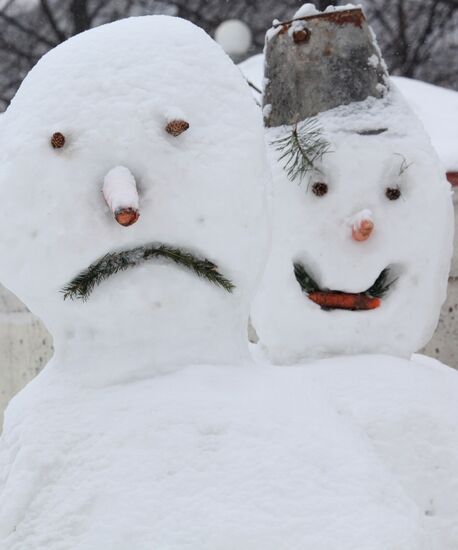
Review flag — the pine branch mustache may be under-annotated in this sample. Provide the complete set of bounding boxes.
[62,244,235,301]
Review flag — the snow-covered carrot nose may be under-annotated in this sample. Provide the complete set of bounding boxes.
[103,166,139,227]
[348,209,374,242]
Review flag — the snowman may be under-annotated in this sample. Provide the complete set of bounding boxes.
[251,4,454,364]
[0,15,270,383]
[247,7,458,546]
[0,14,427,549]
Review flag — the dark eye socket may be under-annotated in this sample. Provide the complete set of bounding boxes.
[312,182,328,196]
[386,187,401,200]
[51,132,65,149]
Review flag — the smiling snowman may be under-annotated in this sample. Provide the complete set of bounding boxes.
[252,5,454,364]
[0,14,427,550]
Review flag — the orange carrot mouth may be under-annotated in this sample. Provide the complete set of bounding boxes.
[293,262,397,312]
[308,291,381,311]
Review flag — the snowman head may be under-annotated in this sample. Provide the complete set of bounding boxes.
[252,90,453,362]
[0,16,269,375]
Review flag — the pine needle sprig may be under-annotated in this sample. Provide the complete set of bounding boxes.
[293,262,320,293]
[366,267,397,298]
[273,118,331,183]
[61,244,235,301]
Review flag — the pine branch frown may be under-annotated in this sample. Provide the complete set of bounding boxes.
[62,244,235,301]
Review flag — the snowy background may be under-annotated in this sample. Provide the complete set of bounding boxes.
[0,0,457,110]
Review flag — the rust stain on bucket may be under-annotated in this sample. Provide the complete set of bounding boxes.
[274,8,366,32]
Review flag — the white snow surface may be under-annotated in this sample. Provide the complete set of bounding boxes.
[293,2,360,19]
[239,54,458,170]
[103,165,139,214]
[0,15,270,383]
[393,76,458,171]
[1,354,458,548]
[266,3,362,41]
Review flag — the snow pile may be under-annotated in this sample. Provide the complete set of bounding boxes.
[267,3,366,43]
[0,359,434,549]
[293,3,360,19]
[2,353,458,548]
[297,353,458,550]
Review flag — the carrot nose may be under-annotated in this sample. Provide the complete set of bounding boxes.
[103,166,139,227]
[352,219,374,241]
[348,209,374,242]
[114,207,139,227]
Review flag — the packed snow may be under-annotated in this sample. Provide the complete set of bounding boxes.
[0,9,457,550]
[293,2,361,19]
[2,352,458,548]
[267,3,361,42]
[393,77,458,171]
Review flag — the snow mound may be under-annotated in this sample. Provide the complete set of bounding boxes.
[2,354,458,548]
[294,3,360,19]
[0,358,435,549]
[298,353,458,550]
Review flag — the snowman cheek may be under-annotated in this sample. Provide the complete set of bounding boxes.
[102,165,140,227]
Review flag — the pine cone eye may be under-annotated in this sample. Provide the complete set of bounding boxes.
[165,119,189,137]
[312,182,328,196]
[386,187,401,200]
[51,132,65,149]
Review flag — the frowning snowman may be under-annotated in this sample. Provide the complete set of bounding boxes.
[0,16,269,383]
[0,13,268,544]
[252,5,454,363]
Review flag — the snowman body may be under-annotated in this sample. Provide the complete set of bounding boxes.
[252,89,454,363]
